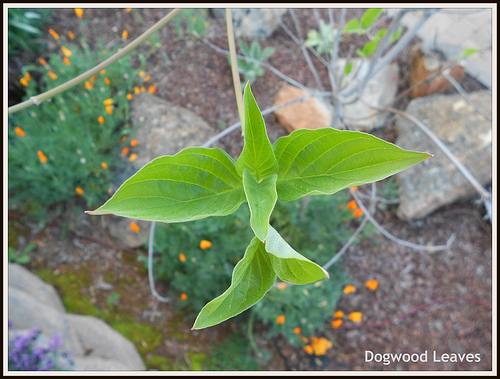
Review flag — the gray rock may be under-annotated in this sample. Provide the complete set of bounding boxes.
[212,8,287,39]
[395,90,492,220]
[335,59,400,131]
[65,314,145,370]
[9,263,66,313]
[105,216,150,249]
[8,286,84,357]
[72,356,136,371]
[114,93,218,190]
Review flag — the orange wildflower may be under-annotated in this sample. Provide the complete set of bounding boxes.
[148,85,157,94]
[97,116,105,124]
[199,240,212,249]
[343,284,356,295]
[125,8,132,12]
[348,312,363,323]
[48,28,60,40]
[139,71,146,77]
[134,86,140,94]
[332,319,343,329]
[101,162,108,170]
[310,337,332,355]
[304,345,314,355]
[105,104,113,115]
[121,136,128,142]
[130,222,140,233]
[63,57,71,66]
[37,150,48,163]
[14,127,26,137]
[140,86,146,92]
[127,93,133,100]
[277,282,288,290]
[365,279,379,291]
[100,69,106,75]
[122,29,128,39]
[74,8,84,18]
[121,146,130,155]
[75,187,84,195]
[24,72,31,81]
[61,46,72,57]
[276,315,285,324]
[346,200,357,210]
[48,71,58,80]
[180,293,188,301]
[20,77,29,87]
[38,57,47,65]
[179,253,187,262]
[299,335,309,344]
[333,310,344,319]
[85,81,94,90]
[294,327,301,335]
[68,31,75,39]
[129,154,138,162]
[103,98,114,105]
[351,186,358,192]
[352,208,364,218]
[104,77,111,85]
[144,75,151,82]
[130,139,138,147]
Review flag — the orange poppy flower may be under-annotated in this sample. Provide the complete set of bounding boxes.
[332,319,343,329]
[180,293,188,301]
[14,127,26,137]
[97,116,105,124]
[48,71,58,80]
[127,93,133,100]
[343,284,356,295]
[352,208,364,218]
[348,312,363,323]
[294,327,301,335]
[63,57,71,66]
[346,200,358,210]
[333,310,344,319]
[61,46,72,57]
[130,222,140,233]
[365,279,379,291]
[276,315,285,324]
[37,150,48,163]
[48,29,60,40]
[121,147,130,155]
[101,162,108,169]
[179,253,187,262]
[129,154,138,162]
[75,187,84,195]
[74,8,84,18]
[199,240,212,249]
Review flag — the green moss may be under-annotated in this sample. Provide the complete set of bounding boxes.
[147,354,179,371]
[187,351,207,371]
[111,322,164,356]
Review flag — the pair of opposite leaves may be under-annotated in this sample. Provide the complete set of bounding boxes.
[87,83,430,329]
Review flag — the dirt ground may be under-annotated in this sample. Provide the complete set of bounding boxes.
[8,8,493,372]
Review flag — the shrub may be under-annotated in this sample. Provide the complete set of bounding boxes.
[8,33,146,212]
[8,8,53,56]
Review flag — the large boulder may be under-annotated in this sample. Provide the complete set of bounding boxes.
[8,263,146,370]
[395,90,492,220]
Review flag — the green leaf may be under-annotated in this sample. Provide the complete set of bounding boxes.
[361,8,383,30]
[389,28,403,44]
[242,169,278,241]
[460,47,479,59]
[192,237,276,329]
[236,83,278,181]
[374,28,387,42]
[343,61,353,76]
[265,226,329,285]
[273,128,431,202]
[86,147,246,223]
[359,40,379,57]
[9,20,40,34]
[342,18,361,34]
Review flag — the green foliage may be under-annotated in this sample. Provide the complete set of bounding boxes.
[8,243,36,264]
[8,8,53,56]
[235,41,275,85]
[8,35,145,212]
[90,82,429,330]
[460,47,479,59]
[305,20,342,55]
[172,8,208,38]
[206,333,262,370]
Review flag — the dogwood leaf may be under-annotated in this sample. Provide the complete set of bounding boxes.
[192,236,276,329]
[265,226,329,285]
[242,169,277,241]
[86,147,245,223]
[273,128,431,202]
[236,83,278,181]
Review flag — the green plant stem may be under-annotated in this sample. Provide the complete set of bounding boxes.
[225,8,245,133]
[247,309,263,358]
[8,8,182,115]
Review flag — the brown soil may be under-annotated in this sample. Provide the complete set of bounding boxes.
[8,7,492,372]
